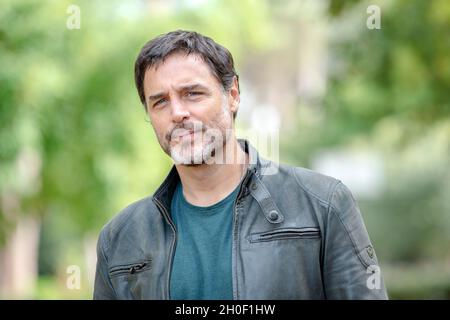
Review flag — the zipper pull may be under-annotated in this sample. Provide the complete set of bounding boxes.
[129,262,147,274]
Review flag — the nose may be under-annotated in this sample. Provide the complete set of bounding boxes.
[171,97,190,123]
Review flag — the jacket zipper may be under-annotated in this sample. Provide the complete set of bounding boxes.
[155,168,253,300]
[154,198,177,300]
[109,262,149,277]
[231,170,252,300]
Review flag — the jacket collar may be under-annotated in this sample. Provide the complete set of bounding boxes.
[151,138,284,224]
[152,139,260,210]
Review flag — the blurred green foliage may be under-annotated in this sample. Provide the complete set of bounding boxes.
[0,0,277,299]
[282,0,450,298]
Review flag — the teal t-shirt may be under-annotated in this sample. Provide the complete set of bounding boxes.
[169,181,240,300]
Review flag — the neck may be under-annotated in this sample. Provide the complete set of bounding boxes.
[175,138,248,206]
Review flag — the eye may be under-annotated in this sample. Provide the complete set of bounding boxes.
[186,91,202,97]
[153,98,167,108]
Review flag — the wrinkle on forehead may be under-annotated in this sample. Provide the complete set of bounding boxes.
[143,52,221,96]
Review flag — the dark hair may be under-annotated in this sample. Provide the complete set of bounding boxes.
[134,30,239,119]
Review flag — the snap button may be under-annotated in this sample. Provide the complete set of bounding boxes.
[251,182,258,190]
[268,210,279,221]
[367,246,374,258]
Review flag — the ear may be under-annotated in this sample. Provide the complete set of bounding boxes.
[228,76,240,115]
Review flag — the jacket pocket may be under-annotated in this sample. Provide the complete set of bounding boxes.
[249,227,320,243]
[109,260,152,278]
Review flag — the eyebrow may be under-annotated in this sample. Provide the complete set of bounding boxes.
[147,83,209,103]
[148,92,166,103]
[179,83,209,92]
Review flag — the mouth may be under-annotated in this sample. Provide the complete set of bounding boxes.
[172,130,201,142]
[179,130,194,138]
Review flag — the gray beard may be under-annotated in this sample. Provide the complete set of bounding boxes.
[169,133,228,166]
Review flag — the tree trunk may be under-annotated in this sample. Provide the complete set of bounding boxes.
[0,215,41,299]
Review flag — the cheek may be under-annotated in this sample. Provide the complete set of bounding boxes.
[200,101,228,122]
[150,120,166,138]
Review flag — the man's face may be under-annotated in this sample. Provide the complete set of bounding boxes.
[143,52,239,165]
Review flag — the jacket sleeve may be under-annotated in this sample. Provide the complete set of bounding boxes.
[93,228,117,300]
[322,181,388,299]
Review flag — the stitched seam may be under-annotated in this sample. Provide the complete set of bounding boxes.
[98,231,118,298]
[292,166,335,298]
[326,180,341,214]
[333,207,370,268]
[291,166,339,208]
[328,182,371,269]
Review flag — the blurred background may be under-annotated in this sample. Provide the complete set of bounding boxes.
[0,0,449,299]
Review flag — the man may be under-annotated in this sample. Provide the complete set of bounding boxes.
[94,30,388,300]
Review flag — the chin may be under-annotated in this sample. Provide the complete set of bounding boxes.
[171,145,217,165]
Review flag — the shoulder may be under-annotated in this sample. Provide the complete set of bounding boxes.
[276,162,363,224]
[260,159,359,215]
[265,160,344,206]
[290,163,357,211]
[289,165,342,204]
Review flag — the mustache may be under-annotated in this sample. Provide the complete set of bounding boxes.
[166,122,204,141]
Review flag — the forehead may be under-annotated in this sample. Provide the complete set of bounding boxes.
[143,52,220,94]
